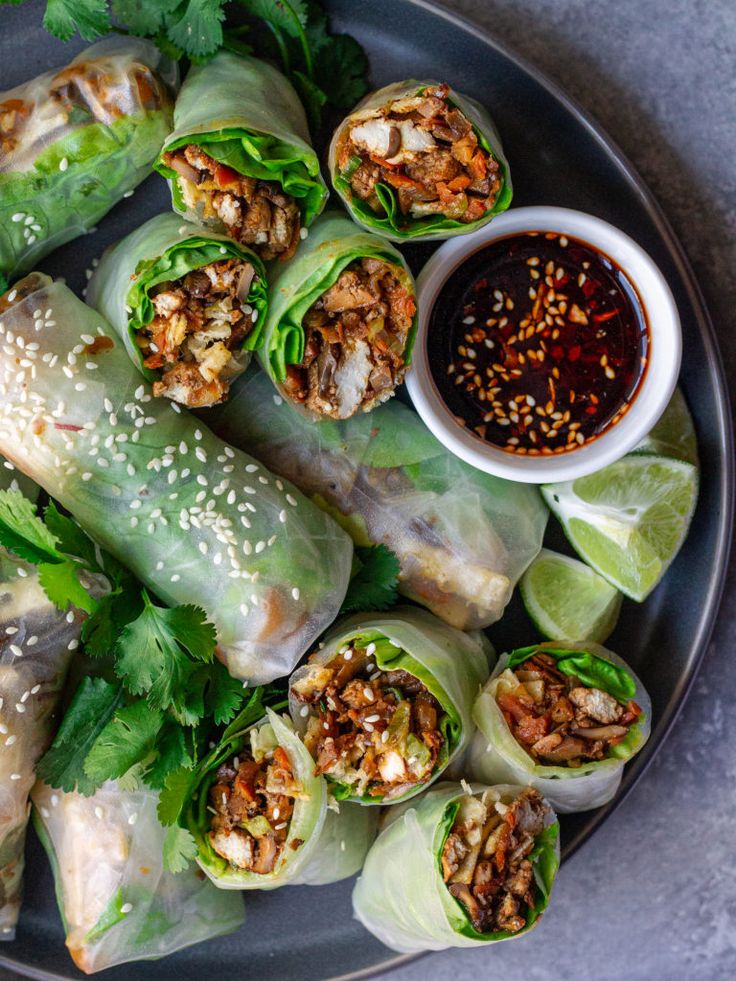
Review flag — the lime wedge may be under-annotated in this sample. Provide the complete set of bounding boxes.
[520,548,622,643]
[632,387,699,467]
[542,455,699,601]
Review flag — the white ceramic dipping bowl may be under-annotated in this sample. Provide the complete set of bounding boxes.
[406,206,682,483]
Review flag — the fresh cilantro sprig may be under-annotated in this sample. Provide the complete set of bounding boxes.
[2,0,370,127]
[157,684,287,870]
[228,0,369,126]
[340,544,401,613]
[0,489,246,795]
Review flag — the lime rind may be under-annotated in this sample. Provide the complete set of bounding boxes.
[631,387,699,468]
[542,455,699,602]
[520,548,622,643]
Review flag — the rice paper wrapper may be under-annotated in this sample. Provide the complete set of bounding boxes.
[328,81,512,242]
[87,212,268,383]
[257,212,417,397]
[155,52,327,228]
[31,781,244,974]
[293,800,380,886]
[290,608,492,804]
[0,528,91,939]
[183,711,328,890]
[0,274,353,684]
[352,782,559,953]
[466,642,652,813]
[208,369,547,629]
[0,37,177,279]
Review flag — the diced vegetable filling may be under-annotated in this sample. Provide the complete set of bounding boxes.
[282,257,416,420]
[139,258,258,408]
[162,145,301,260]
[496,652,642,767]
[442,787,550,934]
[336,84,501,227]
[208,741,304,875]
[292,639,444,799]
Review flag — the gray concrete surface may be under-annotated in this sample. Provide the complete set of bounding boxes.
[0,2,733,980]
[378,2,736,980]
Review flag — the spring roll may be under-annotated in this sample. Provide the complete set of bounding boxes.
[0,38,176,279]
[178,709,376,889]
[329,81,512,241]
[0,482,96,939]
[31,781,244,973]
[290,609,491,804]
[353,782,559,953]
[257,213,417,419]
[87,213,268,408]
[0,274,353,683]
[208,369,547,629]
[154,52,328,262]
[466,642,651,813]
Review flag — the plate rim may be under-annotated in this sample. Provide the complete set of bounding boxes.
[0,1,733,979]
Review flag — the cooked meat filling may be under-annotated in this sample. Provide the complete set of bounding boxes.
[208,743,303,875]
[442,788,550,934]
[162,145,301,260]
[336,84,502,227]
[496,653,642,767]
[138,258,258,408]
[282,257,416,419]
[292,640,444,799]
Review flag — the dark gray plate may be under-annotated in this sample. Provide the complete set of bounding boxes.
[0,0,733,979]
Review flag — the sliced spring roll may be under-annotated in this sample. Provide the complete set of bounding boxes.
[329,81,512,241]
[87,213,268,408]
[289,609,492,804]
[258,213,417,419]
[0,274,353,683]
[0,38,176,279]
[177,709,375,888]
[353,783,559,953]
[31,781,244,973]
[154,52,328,262]
[466,642,651,813]
[0,548,90,940]
[208,369,548,629]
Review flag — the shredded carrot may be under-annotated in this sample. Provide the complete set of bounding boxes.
[468,151,488,180]
[384,171,422,189]
[447,174,472,192]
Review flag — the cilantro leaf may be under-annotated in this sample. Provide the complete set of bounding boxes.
[38,560,97,615]
[313,34,369,107]
[82,587,144,658]
[43,502,101,571]
[163,826,198,873]
[0,489,62,565]
[167,0,226,58]
[43,0,110,42]
[158,767,198,827]
[113,594,216,719]
[83,700,164,785]
[205,663,246,726]
[145,721,195,790]
[340,544,401,613]
[111,0,178,35]
[37,678,124,795]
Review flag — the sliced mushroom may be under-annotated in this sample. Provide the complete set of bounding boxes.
[235,262,255,303]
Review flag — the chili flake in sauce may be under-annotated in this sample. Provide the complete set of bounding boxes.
[429,232,649,455]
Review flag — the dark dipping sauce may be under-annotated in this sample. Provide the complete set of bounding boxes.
[429,231,650,455]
